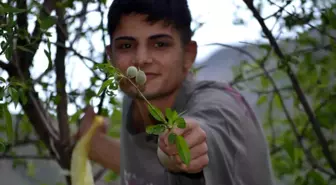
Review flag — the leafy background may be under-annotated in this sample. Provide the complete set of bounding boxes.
[0,0,335,185]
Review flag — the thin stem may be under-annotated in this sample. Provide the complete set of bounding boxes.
[118,73,167,124]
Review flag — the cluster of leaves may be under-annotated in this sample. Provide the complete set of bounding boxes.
[0,77,29,144]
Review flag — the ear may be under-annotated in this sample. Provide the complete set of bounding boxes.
[183,41,197,72]
[105,45,114,64]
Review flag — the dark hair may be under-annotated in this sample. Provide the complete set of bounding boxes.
[107,0,192,45]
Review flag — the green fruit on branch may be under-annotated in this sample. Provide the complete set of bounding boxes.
[136,70,147,85]
[126,66,138,78]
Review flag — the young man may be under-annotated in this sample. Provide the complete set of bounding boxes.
[77,0,276,184]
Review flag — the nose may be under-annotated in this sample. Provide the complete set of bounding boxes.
[134,46,152,66]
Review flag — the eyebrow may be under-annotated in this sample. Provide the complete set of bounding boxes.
[149,34,173,40]
[114,36,135,42]
[114,34,173,42]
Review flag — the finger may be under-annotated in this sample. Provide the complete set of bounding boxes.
[190,142,208,160]
[183,127,206,148]
[80,106,95,125]
[173,141,207,164]
[179,154,209,174]
[77,106,96,136]
[99,117,110,134]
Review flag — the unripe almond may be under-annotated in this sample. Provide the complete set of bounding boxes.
[136,70,147,85]
[126,66,138,78]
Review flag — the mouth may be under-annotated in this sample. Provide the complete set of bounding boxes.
[145,73,159,80]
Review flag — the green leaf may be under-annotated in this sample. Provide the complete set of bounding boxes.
[176,135,191,165]
[168,133,177,144]
[307,170,326,185]
[107,80,119,90]
[8,87,19,108]
[0,87,5,101]
[97,79,113,96]
[257,95,268,106]
[260,76,269,88]
[3,104,13,144]
[19,89,27,105]
[146,124,166,135]
[104,170,119,182]
[165,108,179,126]
[5,46,12,61]
[148,104,165,122]
[175,117,186,129]
[0,4,26,13]
[0,137,5,152]
[165,108,174,120]
[26,160,35,177]
[0,77,6,83]
[39,16,57,30]
[44,50,53,70]
[283,136,296,162]
[273,94,282,109]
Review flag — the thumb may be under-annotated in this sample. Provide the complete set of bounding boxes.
[76,106,96,138]
[97,117,109,134]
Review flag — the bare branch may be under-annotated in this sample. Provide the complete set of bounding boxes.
[263,0,292,20]
[206,43,258,61]
[16,0,29,70]
[250,86,293,95]
[69,1,89,48]
[0,155,54,160]
[270,1,336,41]
[230,66,279,85]
[40,38,103,80]
[55,6,70,146]
[242,0,336,174]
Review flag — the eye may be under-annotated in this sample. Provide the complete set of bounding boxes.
[118,43,132,49]
[154,42,168,48]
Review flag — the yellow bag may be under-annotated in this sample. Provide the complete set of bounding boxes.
[70,116,104,185]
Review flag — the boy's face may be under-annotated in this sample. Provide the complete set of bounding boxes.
[106,14,197,100]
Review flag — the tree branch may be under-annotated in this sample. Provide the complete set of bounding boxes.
[16,0,29,76]
[55,5,70,146]
[263,0,292,20]
[0,155,54,160]
[270,1,336,41]
[97,2,108,116]
[242,0,336,174]
[54,7,72,185]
